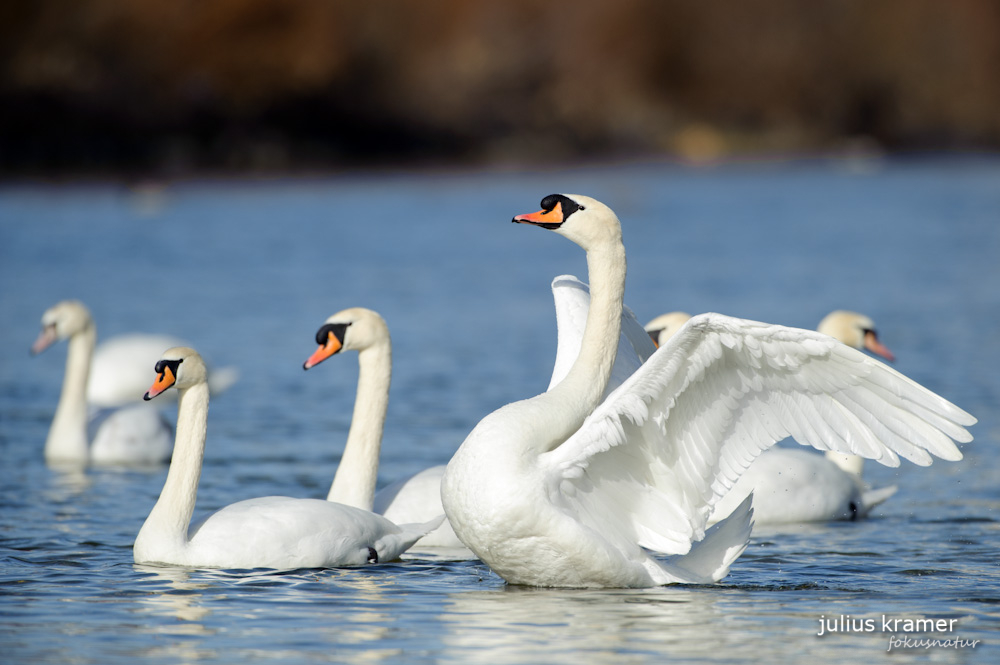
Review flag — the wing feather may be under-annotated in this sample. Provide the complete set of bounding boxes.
[548,275,656,394]
[541,312,975,557]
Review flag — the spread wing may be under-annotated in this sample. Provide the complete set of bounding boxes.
[548,275,657,395]
[540,313,976,555]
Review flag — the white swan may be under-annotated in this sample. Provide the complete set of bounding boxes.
[31,300,173,466]
[301,307,460,548]
[134,346,441,569]
[440,194,975,588]
[89,333,239,407]
[304,293,658,552]
[647,310,901,523]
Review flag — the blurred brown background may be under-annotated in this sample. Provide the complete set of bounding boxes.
[2,0,998,177]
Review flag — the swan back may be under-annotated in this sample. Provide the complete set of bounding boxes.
[88,333,191,406]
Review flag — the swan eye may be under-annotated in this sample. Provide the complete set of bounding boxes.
[154,358,183,374]
[542,194,581,219]
[315,322,351,346]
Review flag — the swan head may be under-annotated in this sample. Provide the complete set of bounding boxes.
[144,346,207,400]
[303,307,390,369]
[644,312,692,347]
[31,300,94,354]
[817,310,895,362]
[513,194,622,251]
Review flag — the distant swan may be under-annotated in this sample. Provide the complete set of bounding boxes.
[647,310,901,523]
[31,300,172,465]
[302,307,459,548]
[441,194,975,588]
[89,333,239,408]
[133,346,440,568]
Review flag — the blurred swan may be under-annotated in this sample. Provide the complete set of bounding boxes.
[441,194,974,588]
[302,307,459,549]
[643,311,693,348]
[89,333,239,407]
[31,300,172,465]
[134,346,441,569]
[647,310,901,523]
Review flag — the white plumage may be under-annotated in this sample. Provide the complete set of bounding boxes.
[302,307,460,549]
[89,333,239,408]
[441,194,974,588]
[134,346,440,569]
[32,300,172,466]
[647,310,906,523]
[306,288,656,553]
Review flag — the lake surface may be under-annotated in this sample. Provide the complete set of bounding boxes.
[1,156,998,664]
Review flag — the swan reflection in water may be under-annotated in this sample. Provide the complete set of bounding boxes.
[131,565,412,664]
[438,583,731,663]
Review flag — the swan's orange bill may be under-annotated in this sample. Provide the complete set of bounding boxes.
[863,331,896,362]
[30,326,58,355]
[514,201,564,225]
[145,365,177,400]
[303,332,343,369]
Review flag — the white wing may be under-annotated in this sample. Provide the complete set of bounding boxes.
[540,313,975,556]
[548,275,657,394]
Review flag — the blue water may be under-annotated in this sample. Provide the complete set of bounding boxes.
[1,156,998,664]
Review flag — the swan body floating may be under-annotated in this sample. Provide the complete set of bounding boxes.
[32,300,172,466]
[89,333,239,408]
[441,194,975,588]
[302,307,459,548]
[134,346,440,569]
[647,310,902,523]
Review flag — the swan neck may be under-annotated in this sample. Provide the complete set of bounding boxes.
[552,240,626,416]
[326,342,391,510]
[136,382,208,552]
[45,323,96,462]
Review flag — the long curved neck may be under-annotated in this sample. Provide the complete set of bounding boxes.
[45,324,96,463]
[136,382,208,554]
[326,341,391,510]
[538,238,627,450]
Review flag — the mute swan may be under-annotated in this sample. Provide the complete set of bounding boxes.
[303,292,655,552]
[31,300,173,466]
[440,194,975,588]
[134,346,441,568]
[646,310,901,523]
[301,307,460,548]
[89,333,239,407]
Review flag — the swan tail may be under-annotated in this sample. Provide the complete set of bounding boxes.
[373,514,447,562]
[860,485,898,516]
[652,493,755,585]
